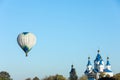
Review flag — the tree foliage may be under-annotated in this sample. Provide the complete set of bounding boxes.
[33,76,40,80]
[25,78,31,80]
[79,75,87,80]
[99,72,106,78]
[113,73,120,80]
[42,74,66,80]
[0,71,12,80]
[98,77,115,80]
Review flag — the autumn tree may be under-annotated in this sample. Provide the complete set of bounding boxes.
[113,73,120,80]
[0,71,12,80]
[25,78,31,80]
[33,76,40,80]
[79,75,87,80]
[42,74,66,80]
[98,77,115,80]
[99,72,106,78]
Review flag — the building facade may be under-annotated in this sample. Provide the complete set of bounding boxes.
[84,50,113,80]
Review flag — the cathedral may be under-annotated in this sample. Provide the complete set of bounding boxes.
[84,50,113,80]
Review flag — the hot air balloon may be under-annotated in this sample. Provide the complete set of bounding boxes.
[17,32,36,57]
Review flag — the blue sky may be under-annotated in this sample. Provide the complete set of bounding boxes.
[0,0,120,80]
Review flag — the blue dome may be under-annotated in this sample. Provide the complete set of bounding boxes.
[104,69,112,72]
[106,60,111,66]
[99,59,104,65]
[87,57,92,66]
[106,57,111,66]
[87,60,92,66]
[84,70,89,74]
[94,53,101,62]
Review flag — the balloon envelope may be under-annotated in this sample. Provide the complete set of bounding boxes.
[17,32,36,56]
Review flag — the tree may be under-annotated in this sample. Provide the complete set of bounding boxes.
[33,76,40,80]
[43,76,53,80]
[99,72,106,78]
[25,78,31,80]
[79,75,87,80]
[42,74,66,80]
[0,71,12,80]
[98,77,115,80]
[54,74,66,80]
[106,74,110,78]
[113,73,120,80]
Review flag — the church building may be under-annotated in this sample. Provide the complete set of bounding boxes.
[84,50,113,80]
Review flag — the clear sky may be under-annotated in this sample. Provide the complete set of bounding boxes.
[0,0,120,80]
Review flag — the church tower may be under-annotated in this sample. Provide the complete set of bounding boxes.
[104,57,113,77]
[69,65,78,80]
[94,50,104,72]
[85,57,95,80]
[85,57,93,74]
